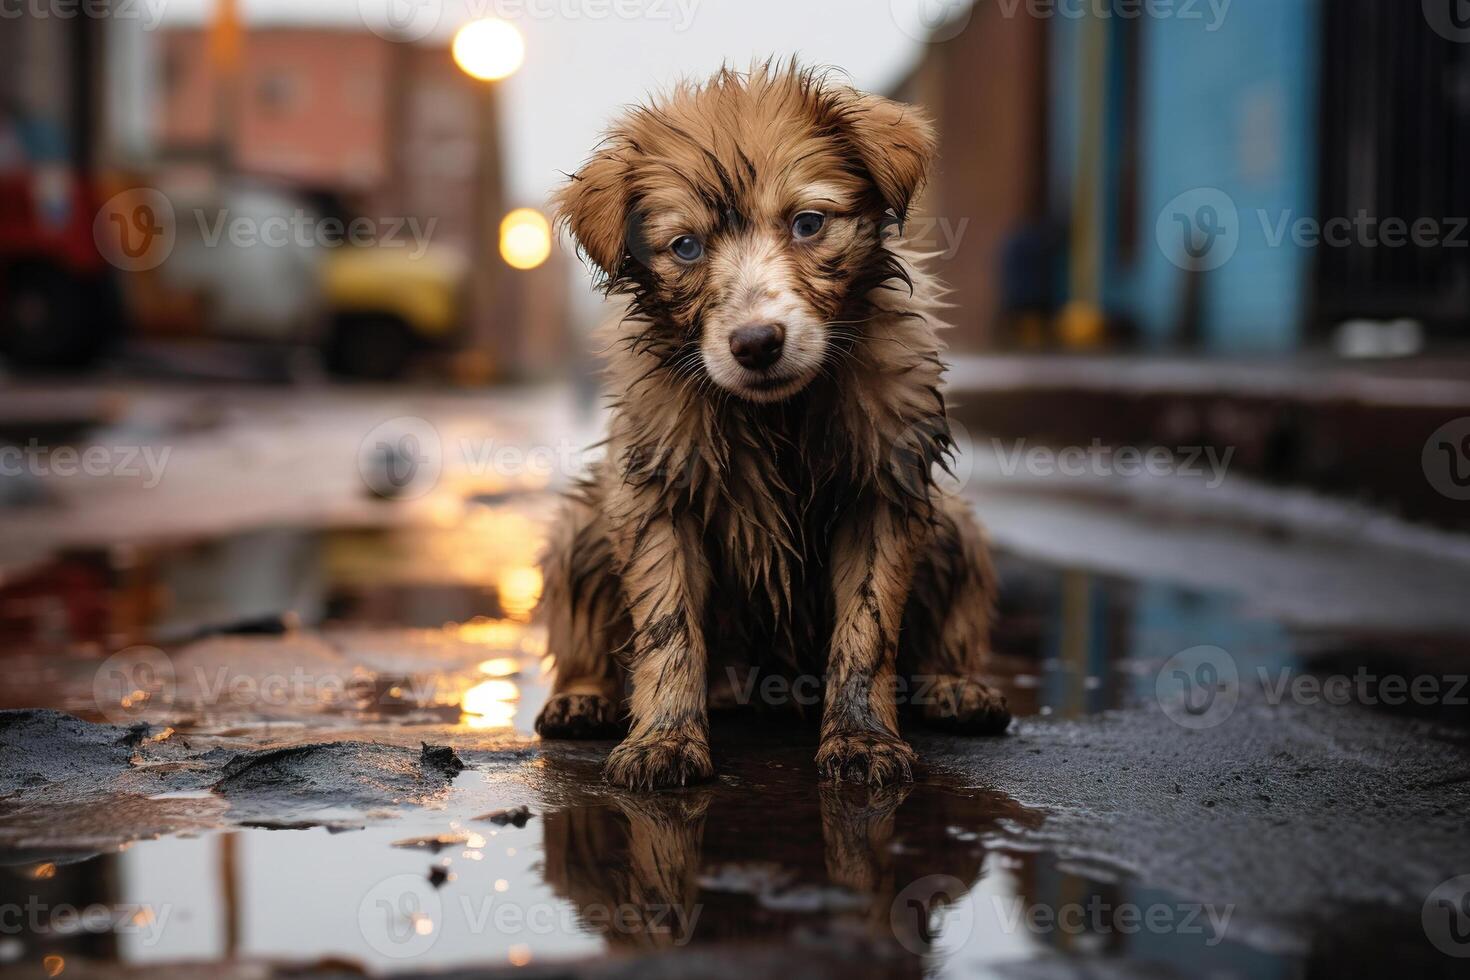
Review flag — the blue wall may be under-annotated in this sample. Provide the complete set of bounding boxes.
[1049,0,1322,352]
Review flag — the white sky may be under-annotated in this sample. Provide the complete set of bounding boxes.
[158,0,947,206]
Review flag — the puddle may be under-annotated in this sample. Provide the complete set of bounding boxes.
[1,495,1463,976]
[0,724,1278,977]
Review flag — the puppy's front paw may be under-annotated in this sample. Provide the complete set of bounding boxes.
[604,730,712,790]
[919,676,1012,735]
[535,693,622,739]
[816,731,916,786]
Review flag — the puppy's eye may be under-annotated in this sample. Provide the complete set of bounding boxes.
[669,235,704,263]
[791,211,826,239]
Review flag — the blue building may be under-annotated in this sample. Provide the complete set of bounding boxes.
[1043,0,1466,352]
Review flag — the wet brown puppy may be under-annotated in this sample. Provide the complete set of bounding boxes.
[537,62,1010,790]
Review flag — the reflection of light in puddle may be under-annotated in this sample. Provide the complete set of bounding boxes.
[477,657,519,677]
[497,567,542,620]
[458,618,521,649]
[462,677,519,729]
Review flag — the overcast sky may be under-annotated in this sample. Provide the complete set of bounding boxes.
[160,0,950,206]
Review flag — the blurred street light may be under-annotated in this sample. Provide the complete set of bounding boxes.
[452,18,525,81]
[499,208,551,270]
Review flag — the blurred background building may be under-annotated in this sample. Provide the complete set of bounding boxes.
[1,0,1466,371]
[901,0,1469,354]
[1,1,567,381]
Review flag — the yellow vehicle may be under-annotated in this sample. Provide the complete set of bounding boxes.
[319,239,468,380]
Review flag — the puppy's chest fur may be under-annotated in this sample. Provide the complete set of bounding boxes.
[693,396,855,678]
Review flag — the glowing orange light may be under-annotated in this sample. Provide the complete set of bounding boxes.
[452,18,524,81]
[497,567,543,621]
[499,208,552,270]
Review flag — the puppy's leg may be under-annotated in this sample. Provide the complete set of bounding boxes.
[613,791,712,946]
[820,782,908,894]
[817,502,919,785]
[603,496,713,789]
[535,494,628,738]
[901,496,1010,734]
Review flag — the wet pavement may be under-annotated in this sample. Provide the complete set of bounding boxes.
[1,384,1469,978]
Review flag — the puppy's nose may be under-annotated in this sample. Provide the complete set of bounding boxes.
[729,323,785,370]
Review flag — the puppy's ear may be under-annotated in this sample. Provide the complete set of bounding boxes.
[835,91,937,224]
[552,140,631,279]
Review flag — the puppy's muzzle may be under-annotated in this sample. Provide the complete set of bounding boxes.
[729,322,785,371]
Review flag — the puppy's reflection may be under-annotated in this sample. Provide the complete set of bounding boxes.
[538,744,1041,955]
[542,790,712,948]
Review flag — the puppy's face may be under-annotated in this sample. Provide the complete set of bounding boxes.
[554,66,936,403]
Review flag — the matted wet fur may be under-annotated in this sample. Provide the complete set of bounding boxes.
[536,61,1010,790]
